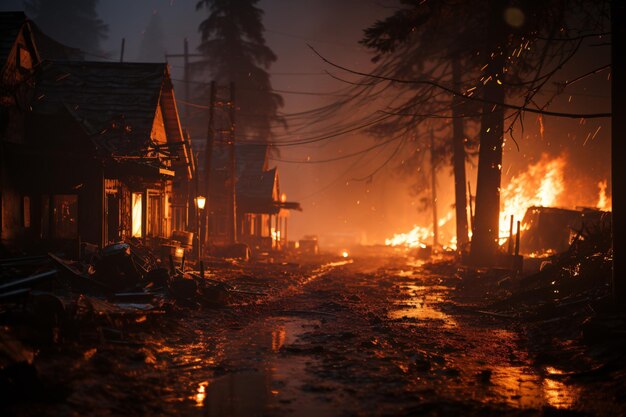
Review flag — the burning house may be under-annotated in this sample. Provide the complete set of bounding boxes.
[0,15,194,257]
[518,206,610,256]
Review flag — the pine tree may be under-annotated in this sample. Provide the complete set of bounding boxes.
[194,0,283,142]
[24,0,108,56]
[360,0,605,264]
[137,11,166,63]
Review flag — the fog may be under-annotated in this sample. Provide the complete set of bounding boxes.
[1,0,611,246]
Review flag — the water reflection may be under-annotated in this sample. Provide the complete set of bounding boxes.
[195,381,208,407]
[389,284,457,328]
[542,371,580,409]
[200,317,334,417]
[272,327,286,352]
[487,365,579,409]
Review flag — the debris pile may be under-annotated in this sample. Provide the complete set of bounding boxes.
[0,241,284,406]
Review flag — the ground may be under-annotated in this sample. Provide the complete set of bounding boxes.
[4,255,626,417]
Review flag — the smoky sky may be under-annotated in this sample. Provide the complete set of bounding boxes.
[1,0,611,246]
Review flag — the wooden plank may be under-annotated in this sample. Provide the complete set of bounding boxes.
[0,270,57,293]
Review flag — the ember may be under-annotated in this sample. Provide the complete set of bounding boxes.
[0,2,621,417]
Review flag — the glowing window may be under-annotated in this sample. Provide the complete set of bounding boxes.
[132,193,142,237]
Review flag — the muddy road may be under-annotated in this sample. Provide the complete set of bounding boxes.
[11,256,625,416]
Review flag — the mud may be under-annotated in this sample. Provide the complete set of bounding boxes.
[5,256,625,416]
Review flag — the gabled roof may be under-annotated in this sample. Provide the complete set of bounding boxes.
[238,167,277,201]
[0,11,83,70]
[208,143,269,177]
[0,11,25,68]
[32,60,169,156]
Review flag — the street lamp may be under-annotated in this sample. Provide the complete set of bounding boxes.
[195,196,206,259]
[195,195,206,210]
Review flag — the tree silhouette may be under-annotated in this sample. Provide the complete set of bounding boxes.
[24,0,108,57]
[137,11,165,63]
[194,0,284,143]
[356,0,608,264]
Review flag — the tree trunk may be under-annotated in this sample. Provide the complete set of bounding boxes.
[430,129,439,250]
[612,0,625,306]
[229,82,237,244]
[451,58,469,252]
[470,3,507,266]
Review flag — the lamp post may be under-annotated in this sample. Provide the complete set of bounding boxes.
[195,195,206,260]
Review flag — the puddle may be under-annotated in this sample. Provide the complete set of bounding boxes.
[388,284,457,328]
[487,365,580,409]
[199,316,337,417]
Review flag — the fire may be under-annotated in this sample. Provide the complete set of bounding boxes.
[499,154,565,242]
[385,225,430,248]
[596,180,611,211]
[341,250,349,258]
[385,211,455,249]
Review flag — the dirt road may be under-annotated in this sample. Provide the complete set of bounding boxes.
[12,256,625,416]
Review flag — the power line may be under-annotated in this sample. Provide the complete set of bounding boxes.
[175,97,395,147]
[169,64,326,76]
[171,78,349,97]
[269,134,402,164]
[265,28,362,49]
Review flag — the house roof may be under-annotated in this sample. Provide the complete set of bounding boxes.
[32,60,169,156]
[206,143,269,177]
[0,11,83,70]
[238,167,276,200]
[237,167,279,214]
[0,11,26,69]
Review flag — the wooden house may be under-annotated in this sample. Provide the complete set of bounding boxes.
[205,143,300,254]
[1,11,84,253]
[1,59,194,256]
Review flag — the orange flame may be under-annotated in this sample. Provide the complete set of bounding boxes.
[385,212,455,249]
[596,180,611,211]
[499,154,566,242]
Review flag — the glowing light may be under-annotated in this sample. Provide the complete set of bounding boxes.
[195,195,206,210]
[385,225,431,248]
[132,192,142,237]
[280,193,287,203]
[385,211,455,249]
[499,154,565,243]
[596,180,611,211]
[504,7,525,28]
[341,251,349,258]
[195,381,208,407]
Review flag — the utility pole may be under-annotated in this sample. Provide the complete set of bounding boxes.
[165,38,203,127]
[120,38,125,62]
[183,38,190,126]
[204,81,216,250]
[430,128,439,250]
[467,181,474,236]
[612,0,625,307]
[228,82,237,244]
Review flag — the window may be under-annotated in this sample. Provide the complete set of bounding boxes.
[132,192,143,238]
[17,44,33,71]
[52,195,78,239]
[147,193,162,237]
[22,196,31,228]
